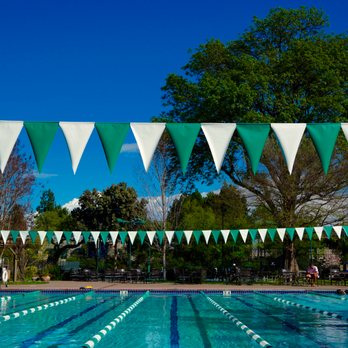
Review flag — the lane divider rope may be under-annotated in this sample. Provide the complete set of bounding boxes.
[201,291,272,347]
[83,291,150,348]
[0,291,93,323]
[273,296,348,321]
[0,296,11,301]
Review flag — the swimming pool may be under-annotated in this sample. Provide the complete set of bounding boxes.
[0,290,347,347]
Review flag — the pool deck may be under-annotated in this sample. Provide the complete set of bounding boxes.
[2,281,348,292]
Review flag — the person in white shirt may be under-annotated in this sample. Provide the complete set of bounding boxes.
[306,263,319,286]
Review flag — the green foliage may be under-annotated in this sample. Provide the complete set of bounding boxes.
[37,189,56,213]
[35,207,76,230]
[24,265,38,280]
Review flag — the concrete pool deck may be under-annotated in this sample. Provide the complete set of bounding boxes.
[2,281,348,292]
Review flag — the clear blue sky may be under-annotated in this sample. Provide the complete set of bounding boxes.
[0,0,346,207]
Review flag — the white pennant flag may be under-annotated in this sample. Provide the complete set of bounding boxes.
[1,230,10,244]
[314,227,323,240]
[239,229,249,243]
[342,123,348,141]
[184,230,193,244]
[72,231,82,243]
[201,123,236,173]
[59,122,95,174]
[91,231,100,245]
[109,231,119,245]
[128,231,137,245]
[165,231,175,244]
[54,231,63,244]
[221,230,230,243]
[271,123,306,174]
[20,231,29,244]
[333,226,342,239]
[295,227,305,240]
[202,230,211,244]
[146,231,156,245]
[277,228,286,241]
[258,229,268,242]
[38,231,46,244]
[130,123,165,171]
[0,121,23,172]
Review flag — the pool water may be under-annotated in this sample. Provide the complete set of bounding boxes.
[0,291,347,347]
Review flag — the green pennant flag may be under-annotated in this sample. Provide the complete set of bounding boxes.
[138,231,147,245]
[175,230,184,243]
[156,231,165,245]
[24,122,59,172]
[307,123,341,174]
[29,230,37,243]
[10,230,19,242]
[237,124,270,174]
[95,123,130,172]
[305,227,314,240]
[193,230,202,244]
[46,231,54,243]
[63,231,72,242]
[166,123,201,173]
[286,228,295,241]
[212,230,221,243]
[343,226,348,237]
[119,231,128,245]
[267,228,277,241]
[323,226,332,239]
[82,231,91,243]
[230,230,239,242]
[100,231,109,244]
[249,229,258,241]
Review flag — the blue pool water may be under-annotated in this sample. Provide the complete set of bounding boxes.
[0,291,347,347]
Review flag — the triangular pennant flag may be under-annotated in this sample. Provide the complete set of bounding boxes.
[175,231,184,243]
[59,122,95,174]
[239,229,249,243]
[54,231,63,244]
[183,230,193,244]
[342,123,348,142]
[230,230,239,242]
[63,231,72,242]
[1,230,10,244]
[100,231,109,244]
[201,123,236,173]
[202,230,211,244]
[323,226,332,239]
[130,123,166,171]
[82,231,91,243]
[277,228,286,241]
[343,226,348,237]
[24,122,59,172]
[305,227,314,240]
[138,231,147,245]
[333,226,342,239]
[221,230,230,243]
[295,227,305,240]
[118,231,128,245]
[258,229,267,242]
[109,231,118,245]
[46,231,54,243]
[0,121,23,172]
[72,231,82,243]
[90,231,100,244]
[10,230,19,242]
[166,123,201,173]
[165,231,174,244]
[286,228,295,241]
[19,231,29,244]
[307,123,341,174]
[156,231,165,245]
[237,124,270,174]
[95,123,130,172]
[212,230,221,243]
[38,231,46,244]
[147,231,156,245]
[271,123,306,174]
[249,229,258,241]
[128,231,137,245]
[193,230,202,244]
[267,228,277,242]
[314,227,323,240]
[29,230,37,243]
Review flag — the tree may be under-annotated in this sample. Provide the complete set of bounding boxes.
[161,7,348,271]
[36,189,56,213]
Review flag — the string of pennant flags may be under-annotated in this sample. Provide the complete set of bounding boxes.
[0,121,348,174]
[0,226,347,246]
